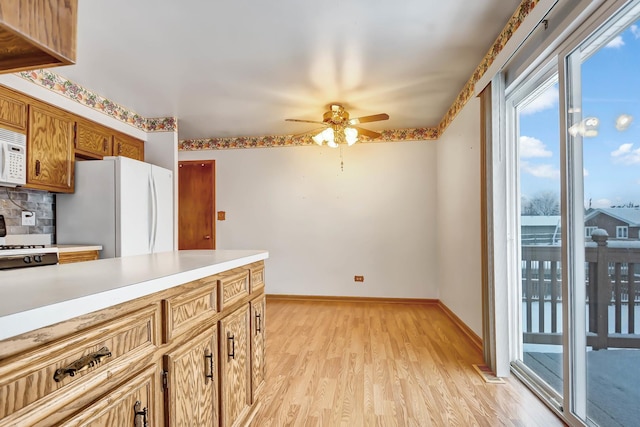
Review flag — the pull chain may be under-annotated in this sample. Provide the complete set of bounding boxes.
[340,145,344,172]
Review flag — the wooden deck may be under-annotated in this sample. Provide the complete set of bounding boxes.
[251,299,564,426]
[525,348,640,427]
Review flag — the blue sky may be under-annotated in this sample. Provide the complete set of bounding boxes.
[519,20,640,209]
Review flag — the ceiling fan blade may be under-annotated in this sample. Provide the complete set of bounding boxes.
[353,126,381,139]
[285,118,327,125]
[291,127,327,139]
[348,113,389,125]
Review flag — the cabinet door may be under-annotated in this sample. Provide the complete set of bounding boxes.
[59,364,160,427]
[164,325,218,427]
[250,294,266,402]
[27,102,75,192]
[114,133,145,161]
[0,86,27,132]
[220,305,250,427]
[75,118,112,159]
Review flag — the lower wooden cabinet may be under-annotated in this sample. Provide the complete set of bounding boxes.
[220,305,250,427]
[59,364,160,426]
[58,250,100,264]
[0,261,266,427]
[250,294,266,402]
[163,325,219,426]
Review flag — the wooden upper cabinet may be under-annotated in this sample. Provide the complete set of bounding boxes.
[0,85,27,132]
[0,0,77,73]
[113,132,144,161]
[75,118,112,159]
[27,101,75,193]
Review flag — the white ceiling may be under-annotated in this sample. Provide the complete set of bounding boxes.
[55,0,520,140]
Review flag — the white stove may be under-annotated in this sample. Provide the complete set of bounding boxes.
[0,235,59,270]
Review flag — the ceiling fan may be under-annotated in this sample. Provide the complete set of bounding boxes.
[285,104,389,147]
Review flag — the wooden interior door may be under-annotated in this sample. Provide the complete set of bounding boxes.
[178,160,215,249]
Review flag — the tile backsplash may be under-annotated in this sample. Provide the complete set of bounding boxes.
[0,187,55,236]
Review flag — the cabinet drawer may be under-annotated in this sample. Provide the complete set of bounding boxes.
[250,264,265,293]
[0,304,159,426]
[218,269,250,311]
[162,276,218,342]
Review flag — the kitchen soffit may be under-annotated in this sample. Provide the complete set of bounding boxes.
[52,0,522,141]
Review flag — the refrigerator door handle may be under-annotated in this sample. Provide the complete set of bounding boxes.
[148,173,156,253]
[151,174,159,252]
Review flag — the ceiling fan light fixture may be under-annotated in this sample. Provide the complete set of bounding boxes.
[286,104,388,148]
[344,127,358,146]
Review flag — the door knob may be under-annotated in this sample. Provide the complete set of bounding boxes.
[204,235,211,240]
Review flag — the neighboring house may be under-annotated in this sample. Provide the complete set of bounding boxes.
[521,215,561,245]
[584,208,640,241]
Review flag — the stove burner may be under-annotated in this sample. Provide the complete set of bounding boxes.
[0,244,46,250]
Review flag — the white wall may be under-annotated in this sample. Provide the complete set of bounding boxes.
[436,98,483,336]
[180,141,439,298]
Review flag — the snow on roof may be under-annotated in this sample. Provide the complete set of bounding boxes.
[585,208,640,226]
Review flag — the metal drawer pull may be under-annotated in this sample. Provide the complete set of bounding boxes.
[205,352,214,381]
[53,346,112,382]
[35,160,41,176]
[228,334,235,359]
[134,401,148,427]
[256,313,262,333]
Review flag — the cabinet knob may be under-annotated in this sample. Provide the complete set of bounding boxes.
[205,352,214,382]
[103,138,108,152]
[256,313,262,333]
[227,334,235,359]
[134,401,148,427]
[118,143,122,155]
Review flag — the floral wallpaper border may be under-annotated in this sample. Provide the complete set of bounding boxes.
[16,0,538,147]
[17,70,177,133]
[179,127,439,150]
[438,0,540,133]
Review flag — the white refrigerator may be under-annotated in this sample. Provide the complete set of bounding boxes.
[56,156,174,258]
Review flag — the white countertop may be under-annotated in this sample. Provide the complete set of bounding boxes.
[0,249,268,341]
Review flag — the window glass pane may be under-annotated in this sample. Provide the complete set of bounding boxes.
[570,9,640,426]
[517,77,564,396]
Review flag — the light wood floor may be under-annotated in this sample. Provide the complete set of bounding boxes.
[250,299,565,426]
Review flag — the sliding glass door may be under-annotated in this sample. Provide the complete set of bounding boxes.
[565,6,640,425]
[509,71,564,401]
[505,1,640,425]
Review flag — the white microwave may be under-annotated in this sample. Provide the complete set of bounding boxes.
[0,127,26,187]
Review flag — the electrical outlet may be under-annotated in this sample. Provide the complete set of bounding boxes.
[354,275,364,282]
[22,211,36,226]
